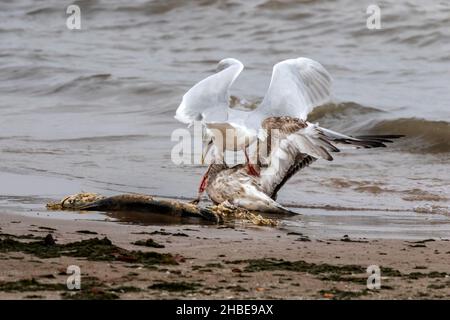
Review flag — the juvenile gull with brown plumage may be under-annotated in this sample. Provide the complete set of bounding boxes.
[202,118,401,214]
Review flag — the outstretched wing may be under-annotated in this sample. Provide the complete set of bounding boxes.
[255,57,332,122]
[175,58,244,125]
[263,117,402,161]
[259,116,403,195]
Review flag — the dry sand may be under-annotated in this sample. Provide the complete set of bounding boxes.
[0,211,449,300]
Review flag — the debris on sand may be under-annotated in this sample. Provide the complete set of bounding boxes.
[210,202,278,226]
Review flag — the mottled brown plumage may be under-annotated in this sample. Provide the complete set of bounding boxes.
[262,116,308,133]
[260,117,309,160]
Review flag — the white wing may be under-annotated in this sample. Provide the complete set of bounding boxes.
[174,58,244,125]
[255,57,332,122]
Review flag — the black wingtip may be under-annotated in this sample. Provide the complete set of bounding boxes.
[356,135,405,142]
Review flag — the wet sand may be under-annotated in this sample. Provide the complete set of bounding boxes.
[1,212,449,300]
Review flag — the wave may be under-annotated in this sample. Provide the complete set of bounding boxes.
[308,102,383,122]
[26,7,58,16]
[25,134,150,144]
[47,74,113,95]
[307,102,450,154]
[363,118,450,154]
[257,0,318,10]
[113,0,234,15]
[233,100,449,154]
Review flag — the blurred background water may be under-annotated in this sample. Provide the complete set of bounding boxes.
[0,0,449,238]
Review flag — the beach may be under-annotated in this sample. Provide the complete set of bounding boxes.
[1,210,449,300]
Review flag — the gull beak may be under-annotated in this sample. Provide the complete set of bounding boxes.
[201,139,213,165]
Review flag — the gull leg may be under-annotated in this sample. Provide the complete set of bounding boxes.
[189,164,212,205]
[244,148,260,177]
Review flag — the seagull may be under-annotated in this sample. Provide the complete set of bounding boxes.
[204,131,401,214]
[175,57,402,205]
[175,58,253,202]
[203,153,315,214]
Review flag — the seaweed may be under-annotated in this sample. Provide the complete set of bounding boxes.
[61,276,119,300]
[148,281,201,292]
[231,258,409,290]
[76,230,98,235]
[319,288,369,300]
[318,274,367,284]
[340,235,368,243]
[148,230,172,236]
[409,244,426,248]
[0,234,178,267]
[226,285,248,292]
[204,263,224,268]
[408,239,435,244]
[380,266,403,277]
[0,279,66,292]
[241,258,365,275]
[407,271,448,279]
[37,226,57,231]
[172,232,189,237]
[0,232,43,240]
[133,239,165,248]
[295,236,311,242]
[286,232,303,236]
[230,258,406,283]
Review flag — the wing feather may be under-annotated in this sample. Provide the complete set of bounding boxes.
[175,58,244,125]
[256,57,332,122]
[260,117,403,183]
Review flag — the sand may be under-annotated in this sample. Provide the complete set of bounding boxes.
[0,211,449,300]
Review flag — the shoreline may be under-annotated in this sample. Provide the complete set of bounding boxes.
[1,212,449,299]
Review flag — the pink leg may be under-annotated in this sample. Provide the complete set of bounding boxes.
[244,148,259,177]
[190,164,212,205]
[199,174,208,193]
